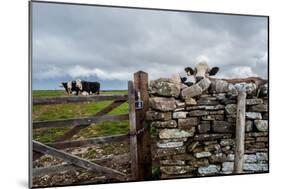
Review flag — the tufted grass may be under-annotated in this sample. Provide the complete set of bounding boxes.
[32,90,129,143]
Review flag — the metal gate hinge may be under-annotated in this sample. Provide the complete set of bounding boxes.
[135,91,143,110]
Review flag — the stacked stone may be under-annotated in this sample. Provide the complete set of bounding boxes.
[220,97,269,174]
[147,76,268,178]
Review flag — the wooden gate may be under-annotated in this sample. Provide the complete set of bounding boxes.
[32,71,152,183]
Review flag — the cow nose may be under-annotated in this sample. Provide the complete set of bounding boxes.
[196,76,204,82]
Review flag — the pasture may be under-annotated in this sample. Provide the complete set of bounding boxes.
[32,89,135,186]
[32,90,129,143]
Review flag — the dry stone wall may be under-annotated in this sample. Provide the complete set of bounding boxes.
[147,76,268,178]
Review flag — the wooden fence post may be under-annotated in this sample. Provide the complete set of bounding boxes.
[132,71,152,180]
[234,91,247,173]
[128,80,139,180]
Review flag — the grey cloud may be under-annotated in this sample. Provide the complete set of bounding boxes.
[32,2,268,90]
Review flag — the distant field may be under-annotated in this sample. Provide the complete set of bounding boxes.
[32,90,127,97]
[32,90,129,143]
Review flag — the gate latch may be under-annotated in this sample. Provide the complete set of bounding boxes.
[135,91,143,110]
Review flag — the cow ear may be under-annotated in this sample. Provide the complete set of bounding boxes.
[181,77,187,82]
[185,67,194,76]
[209,67,219,76]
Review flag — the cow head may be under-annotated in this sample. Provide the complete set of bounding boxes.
[60,82,69,94]
[185,61,219,83]
[75,79,83,91]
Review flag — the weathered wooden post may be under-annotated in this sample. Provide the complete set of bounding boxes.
[128,80,139,180]
[234,91,247,173]
[129,71,152,180]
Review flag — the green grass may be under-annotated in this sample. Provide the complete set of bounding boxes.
[32,90,127,97]
[33,127,71,143]
[32,90,129,143]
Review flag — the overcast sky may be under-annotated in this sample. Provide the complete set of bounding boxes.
[32,2,268,90]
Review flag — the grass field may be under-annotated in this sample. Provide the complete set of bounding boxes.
[32,90,129,143]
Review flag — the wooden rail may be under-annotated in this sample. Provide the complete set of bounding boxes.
[55,100,127,142]
[33,154,130,177]
[46,134,129,149]
[33,141,127,181]
[33,114,129,129]
[33,94,128,105]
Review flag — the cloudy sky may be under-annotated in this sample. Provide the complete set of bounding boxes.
[32,2,268,90]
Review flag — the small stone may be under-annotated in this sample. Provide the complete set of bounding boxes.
[194,151,212,158]
[215,93,227,100]
[149,78,181,97]
[146,111,172,121]
[249,104,268,112]
[212,121,232,133]
[226,117,236,123]
[221,145,231,153]
[173,112,187,119]
[226,154,234,161]
[228,83,238,96]
[189,158,209,168]
[256,137,268,142]
[198,165,221,175]
[156,146,185,158]
[220,139,234,146]
[209,153,227,163]
[225,104,237,114]
[209,110,225,115]
[234,82,257,95]
[178,118,198,129]
[173,154,195,161]
[157,141,184,148]
[189,110,208,116]
[256,153,268,162]
[202,115,224,121]
[246,132,268,137]
[185,106,206,110]
[160,166,194,175]
[149,97,176,112]
[254,120,268,131]
[160,160,185,166]
[175,100,185,108]
[151,120,177,128]
[159,128,195,139]
[197,100,220,105]
[187,141,200,152]
[174,108,185,112]
[185,98,197,105]
[222,162,234,172]
[246,112,262,120]
[221,99,237,104]
[205,105,225,110]
[246,120,253,132]
[244,154,257,163]
[197,78,211,91]
[246,98,263,105]
[181,84,203,99]
[204,144,221,152]
[243,163,268,172]
[211,80,229,93]
[194,133,232,141]
[198,123,211,133]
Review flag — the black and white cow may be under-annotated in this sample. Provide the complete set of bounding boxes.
[76,80,100,95]
[184,61,220,83]
[61,81,81,95]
